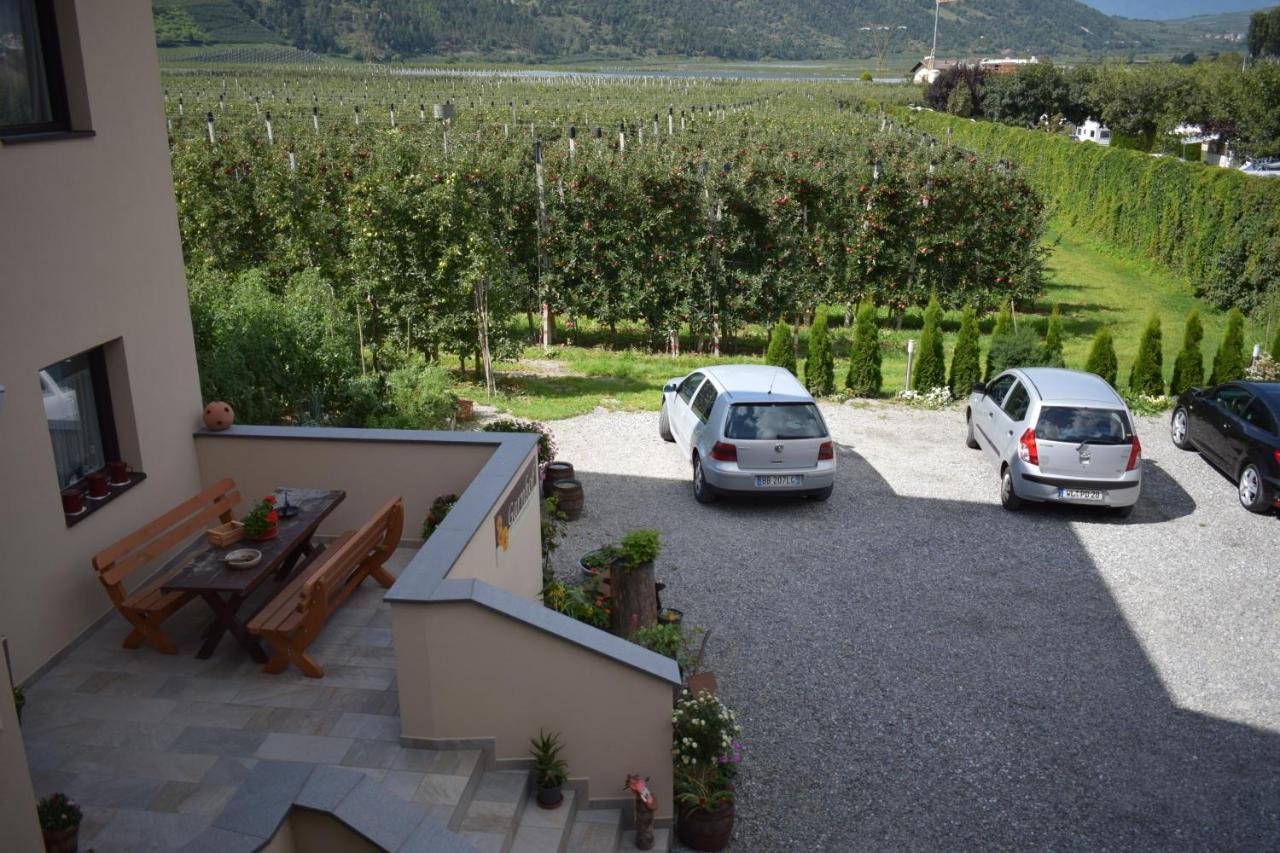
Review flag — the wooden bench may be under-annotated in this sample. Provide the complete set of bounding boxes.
[91,478,241,654]
[249,497,404,678]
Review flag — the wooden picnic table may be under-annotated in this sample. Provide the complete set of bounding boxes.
[163,488,345,661]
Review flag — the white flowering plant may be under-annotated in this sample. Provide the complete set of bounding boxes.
[672,689,742,813]
[896,386,955,410]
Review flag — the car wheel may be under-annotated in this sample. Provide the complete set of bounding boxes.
[810,486,833,502]
[658,402,675,442]
[965,410,980,449]
[999,466,1023,511]
[1170,407,1193,450]
[692,455,716,504]
[1237,462,1273,513]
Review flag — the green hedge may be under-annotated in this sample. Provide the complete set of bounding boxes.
[893,109,1280,314]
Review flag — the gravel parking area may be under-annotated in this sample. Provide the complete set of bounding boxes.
[547,402,1280,851]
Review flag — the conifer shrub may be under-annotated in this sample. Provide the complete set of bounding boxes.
[1042,304,1065,368]
[766,318,797,375]
[986,327,1044,377]
[913,292,947,391]
[1084,326,1119,387]
[1270,322,1280,363]
[845,302,882,398]
[1210,308,1247,384]
[1128,313,1165,396]
[984,304,1014,381]
[803,307,835,396]
[948,303,982,396]
[1169,309,1204,396]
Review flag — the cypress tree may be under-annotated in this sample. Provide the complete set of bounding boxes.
[948,303,982,396]
[845,302,882,398]
[804,307,835,396]
[1169,308,1204,395]
[913,292,947,391]
[1270,321,1280,363]
[1128,312,1165,396]
[1210,307,1247,384]
[766,318,797,375]
[1085,326,1119,387]
[1042,304,1065,368]
[984,303,1013,381]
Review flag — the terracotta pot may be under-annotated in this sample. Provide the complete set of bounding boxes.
[202,401,235,431]
[86,471,109,498]
[677,802,734,852]
[61,490,84,515]
[42,825,79,853]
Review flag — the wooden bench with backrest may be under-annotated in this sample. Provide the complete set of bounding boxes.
[248,497,404,678]
[91,478,241,654]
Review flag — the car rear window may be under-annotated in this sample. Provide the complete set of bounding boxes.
[1035,406,1133,445]
[725,403,827,440]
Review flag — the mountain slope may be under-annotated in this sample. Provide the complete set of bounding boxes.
[1079,1,1273,22]
[154,0,1157,61]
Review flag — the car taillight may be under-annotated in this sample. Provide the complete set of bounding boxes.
[710,441,737,462]
[1018,428,1038,465]
[818,441,834,461]
[1126,435,1142,472]
[1274,448,1280,468]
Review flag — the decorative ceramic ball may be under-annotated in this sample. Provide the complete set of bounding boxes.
[202,401,234,431]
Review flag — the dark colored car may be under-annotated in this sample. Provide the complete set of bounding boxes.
[1171,381,1280,512]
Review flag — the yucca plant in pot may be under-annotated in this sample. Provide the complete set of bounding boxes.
[530,729,569,808]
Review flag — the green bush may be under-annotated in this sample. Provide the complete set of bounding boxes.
[766,318,797,375]
[986,327,1044,376]
[1271,322,1280,362]
[482,418,558,464]
[913,293,947,391]
[1169,309,1205,395]
[845,302,882,397]
[803,307,835,396]
[376,355,458,429]
[949,303,983,396]
[1128,313,1165,396]
[618,528,660,567]
[984,304,1014,381]
[1042,304,1066,368]
[1085,326,1119,386]
[1210,307,1248,384]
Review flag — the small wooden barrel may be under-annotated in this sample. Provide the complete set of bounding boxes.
[551,478,584,520]
[543,461,576,496]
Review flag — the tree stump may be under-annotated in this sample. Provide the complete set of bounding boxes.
[609,560,657,636]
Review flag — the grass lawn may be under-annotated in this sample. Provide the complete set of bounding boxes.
[465,227,1262,421]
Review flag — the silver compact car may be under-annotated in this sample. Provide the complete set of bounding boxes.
[659,365,835,503]
[966,367,1142,516]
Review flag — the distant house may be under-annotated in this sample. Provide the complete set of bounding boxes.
[979,56,1039,75]
[910,58,960,85]
[1074,118,1111,146]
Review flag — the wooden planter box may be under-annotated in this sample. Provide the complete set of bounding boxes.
[206,521,245,548]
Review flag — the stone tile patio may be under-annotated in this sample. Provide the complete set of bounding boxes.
[18,548,482,852]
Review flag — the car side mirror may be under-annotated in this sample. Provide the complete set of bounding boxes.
[663,382,678,393]
[971,382,987,396]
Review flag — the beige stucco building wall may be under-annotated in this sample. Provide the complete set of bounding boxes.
[392,601,676,819]
[0,0,204,682]
[0,665,42,851]
[445,446,542,601]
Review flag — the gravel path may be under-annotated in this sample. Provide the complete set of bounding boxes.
[547,402,1280,852]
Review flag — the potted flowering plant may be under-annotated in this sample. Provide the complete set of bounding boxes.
[37,792,82,853]
[422,493,459,540]
[672,690,742,852]
[242,495,279,541]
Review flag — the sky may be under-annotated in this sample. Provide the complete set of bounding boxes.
[1080,0,1274,20]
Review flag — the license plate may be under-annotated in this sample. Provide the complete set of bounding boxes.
[1058,487,1104,501]
[756,475,802,487]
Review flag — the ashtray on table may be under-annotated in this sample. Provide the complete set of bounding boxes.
[223,548,262,570]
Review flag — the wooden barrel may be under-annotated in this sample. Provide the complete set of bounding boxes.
[551,478,584,520]
[543,461,576,496]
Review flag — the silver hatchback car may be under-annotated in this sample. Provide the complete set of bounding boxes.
[966,368,1142,516]
[660,365,835,503]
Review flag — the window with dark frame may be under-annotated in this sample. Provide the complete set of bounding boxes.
[0,0,70,136]
[41,346,119,491]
